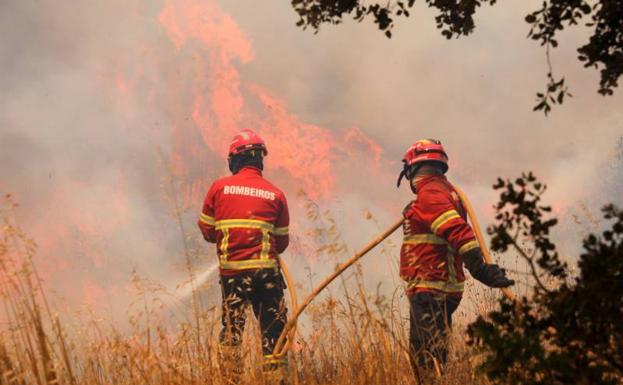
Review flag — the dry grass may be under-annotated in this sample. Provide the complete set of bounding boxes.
[0,191,502,385]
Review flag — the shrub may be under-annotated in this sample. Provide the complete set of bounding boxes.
[468,173,623,384]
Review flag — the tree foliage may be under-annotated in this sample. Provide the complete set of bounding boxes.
[289,0,623,114]
[467,173,623,384]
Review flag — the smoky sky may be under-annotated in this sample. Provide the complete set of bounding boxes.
[223,0,623,260]
[1,0,622,321]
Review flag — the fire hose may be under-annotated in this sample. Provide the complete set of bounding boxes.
[273,217,404,358]
[453,186,516,301]
[277,256,298,354]
[273,185,515,359]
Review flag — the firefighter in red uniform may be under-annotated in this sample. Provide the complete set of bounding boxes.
[198,129,290,384]
[396,139,514,373]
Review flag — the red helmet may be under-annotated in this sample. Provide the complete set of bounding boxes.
[228,129,267,157]
[403,139,448,168]
[397,139,448,187]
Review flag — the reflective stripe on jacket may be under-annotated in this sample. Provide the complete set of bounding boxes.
[198,167,289,276]
[401,175,479,296]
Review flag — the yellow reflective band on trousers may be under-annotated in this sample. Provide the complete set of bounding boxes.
[430,209,461,234]
[263,354,286,366]
[215,218,279,270]
[403,233,448,246]
[458,239,479,255]
[407,279,464,293]
[199,213,215,225]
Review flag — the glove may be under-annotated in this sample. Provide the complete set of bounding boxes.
[475,265,515,288]
[463,248,515,288]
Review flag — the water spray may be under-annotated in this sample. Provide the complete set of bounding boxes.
[177,263,220,299]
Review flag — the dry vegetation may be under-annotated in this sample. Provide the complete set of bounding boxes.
[0,191,512,385]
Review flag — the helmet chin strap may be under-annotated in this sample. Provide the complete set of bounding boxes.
[397,161,416,188]
[397,163,423,193]
[396,169,407,188]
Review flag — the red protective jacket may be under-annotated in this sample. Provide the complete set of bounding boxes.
[198,167,289,276]
[401,175,480,296]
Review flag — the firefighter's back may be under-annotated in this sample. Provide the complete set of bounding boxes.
[209,167,289,276]
[213,169,282,224]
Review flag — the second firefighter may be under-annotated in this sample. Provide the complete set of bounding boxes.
[396,139,515,373]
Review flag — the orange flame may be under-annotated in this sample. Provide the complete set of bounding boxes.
[11,0,394,309]
[158,0,384,200]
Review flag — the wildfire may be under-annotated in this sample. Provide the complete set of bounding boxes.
[158,0,385,200]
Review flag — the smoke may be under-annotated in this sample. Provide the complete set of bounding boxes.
[0,0,179,311]
[1,0,621,322]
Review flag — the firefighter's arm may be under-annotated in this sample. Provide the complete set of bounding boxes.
[417,188,476,252]
[418,189,514,288]
[274,193,290,254]
[197,183,217,243]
